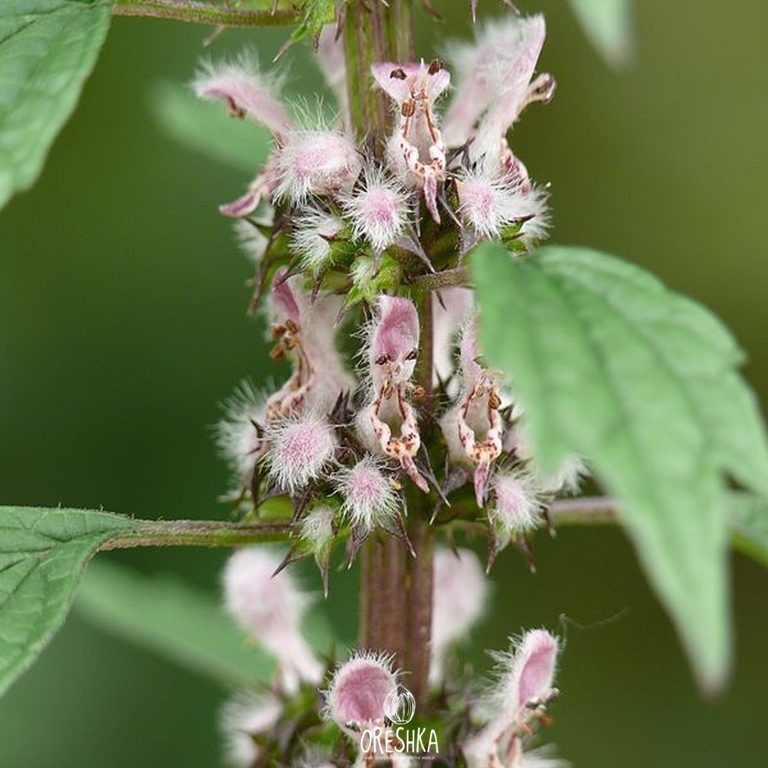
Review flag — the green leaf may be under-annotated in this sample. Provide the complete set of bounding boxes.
[567,0,633,68]
[730,494,768,567]
[0,0,111,211]
[290,0,336,44]
[76,559,275,688]
[150,81,272,173]
[473,244,768,690]
[76,559,338,688]
[0,506,134,696]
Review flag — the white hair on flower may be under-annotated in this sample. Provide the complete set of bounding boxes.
[341,165,410,253]
[219,692,282,768]
[291,207,346,275]
[333,455,399,532]
[233,218,269,264]
[192,52,292,137]
[272,128,362,204]
[263,411,337,494]
[440,316,504,506]
[222,547,322,691]
[299,505,336,551]
[372,59,451,223]
[464,629,560,768]
[457,169,550,243]
[357,295,428,491]
[490,468,544,538]
[215,380,266,483]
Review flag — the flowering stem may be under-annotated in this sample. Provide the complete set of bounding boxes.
[99,519,293,550]
[112,0,299,27]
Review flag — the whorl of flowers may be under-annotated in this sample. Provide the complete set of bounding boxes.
[201,12,578,767]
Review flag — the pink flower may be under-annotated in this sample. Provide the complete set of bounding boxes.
[264,412,337,493]
[359,295,428,492]
[372,59,451,222]
[430,547,488,685]
[333,456,399,532]
[443,16,554,165]
[432,287,474,390]
[457,170,550,244]
[464,629,560,768]
[265,271,351,421]
[222,547,322,691]
[193,55,292,137]
[341,166,410,252]
[273,129,362,203]
[216,381,266,484]
[490,469,543,539]
[324,651,397,732]
[440,318,503,506]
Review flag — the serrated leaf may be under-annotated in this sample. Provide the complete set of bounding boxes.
[76,559,338,688]
[150,81,272,173]
[0,506,134,696]
[0,0,111,211]
[567,0,633,68]
[730,494,768,567]
[76,560,275,688]
[473,244,768,690]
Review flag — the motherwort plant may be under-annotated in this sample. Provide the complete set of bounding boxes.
[3,1,768,767]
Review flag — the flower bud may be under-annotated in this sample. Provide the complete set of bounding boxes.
[291,208,347,275]
[324,651,397,732]
[264,412,337,494]
[216,381,265,484]
[333,457,399,532]
[274,130,362,203]
[490,469,543,538]
[342,166,410,252]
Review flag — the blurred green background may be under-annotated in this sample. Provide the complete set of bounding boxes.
[1,1,767,765]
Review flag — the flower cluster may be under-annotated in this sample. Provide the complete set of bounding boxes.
[220,545,564,767]
[208,14,583,580]
[201,10,580,767]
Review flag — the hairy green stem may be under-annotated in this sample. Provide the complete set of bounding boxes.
[411,266,471,292]
[99,519,293,550]
[112,0,299,27]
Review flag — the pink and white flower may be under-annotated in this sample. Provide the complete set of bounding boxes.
[358,295,428,491]
[333,456,399,532]
[372,59,451,223]
[222,547,322,691]
[441,317,504,506]
[341,166,410,252]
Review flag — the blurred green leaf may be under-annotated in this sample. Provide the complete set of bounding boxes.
[567,0,633,67]
[290,0,336,45]
[77,558,338,688]
[730,494,768,566]
[0,0,111,211]
[77,559,275,688]
[150,81,271,173]
[473,244,768,691]
[0,506,134,697]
